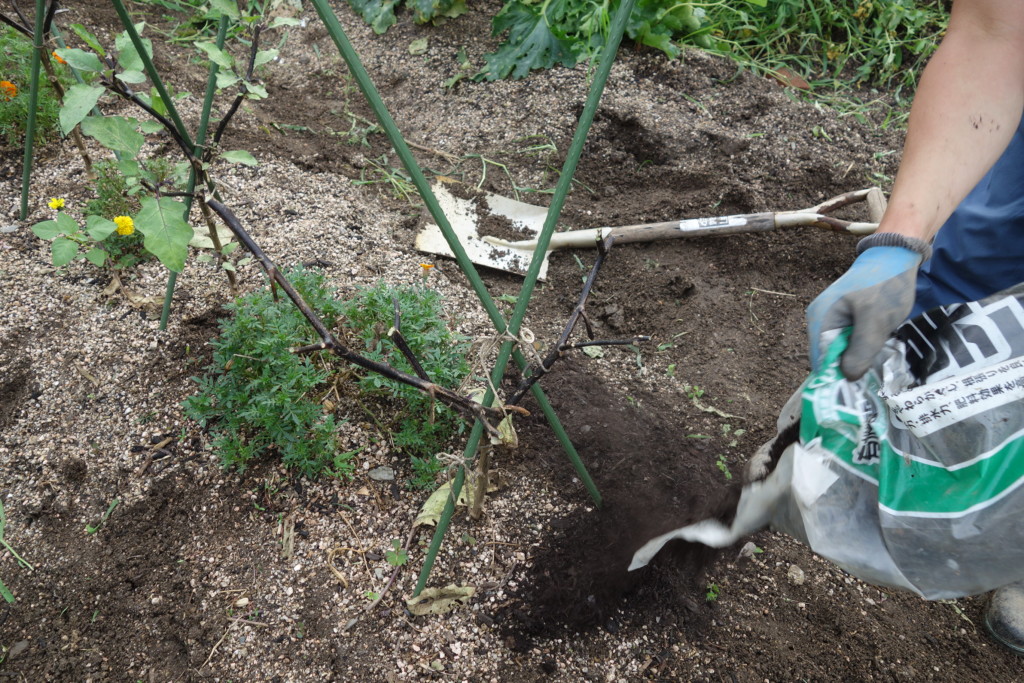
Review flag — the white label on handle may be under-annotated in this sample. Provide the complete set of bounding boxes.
[678,215,748,232]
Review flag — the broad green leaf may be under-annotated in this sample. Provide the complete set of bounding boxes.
[348,0,400,34]
[69,24,105,57]
[86,216,118,240]
[56,212,80,235]
[81,116,145,157]
[216,72,240,90]
[410,0,465,23]
[114,25,152,73]
[59,84,104,135]
[51,238,79,267]
[209,0,240,19]
[476,3,579,80]
[244,83,268,99]
[221,261,236,272]
[55,48,104,73]
[196,42,235,70]
[139,120,163,134]
[253,49,278,67]
[84,248,108,267]
[221,150,257,166]
[116,70,147,84]
[136,197,193,272]
[117,159,143,177]
[268,16,300,29]
[408,38,428,55]
[31,220,61,240]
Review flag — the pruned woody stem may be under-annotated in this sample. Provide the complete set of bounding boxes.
[507,234,650,406]
[206,200,525,439]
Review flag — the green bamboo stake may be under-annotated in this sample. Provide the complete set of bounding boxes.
[18,0,46,220]
[109,0,200,330]
[309,0,616,595]
[311,0,598,493]
[158,15,229,329]
[413,0,638,596]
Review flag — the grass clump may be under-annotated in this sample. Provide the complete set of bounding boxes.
[706,0,948,92]
[338,281,471,488]
[183,268,352,479]
[0,27,67,146]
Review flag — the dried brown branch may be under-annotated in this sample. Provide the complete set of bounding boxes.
[507,235,649,406]
[206,199,522,434]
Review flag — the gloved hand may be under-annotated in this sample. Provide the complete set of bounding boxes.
[806,234,931,380]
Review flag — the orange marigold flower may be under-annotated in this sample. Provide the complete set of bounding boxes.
[0,81,16,101]
[52,51,67,65]
[114,216,135,236]
[419,263,434,275]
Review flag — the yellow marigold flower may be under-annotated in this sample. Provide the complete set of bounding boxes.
[48,197,65,210]
[0,80,16,101]
[114,215,135,236]
[52,51,67,65]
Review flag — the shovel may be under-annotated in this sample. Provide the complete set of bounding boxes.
[416,184,887,280]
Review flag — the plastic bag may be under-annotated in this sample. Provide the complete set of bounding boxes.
[631,284,1024,599]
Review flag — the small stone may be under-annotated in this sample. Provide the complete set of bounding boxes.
[368,466,395,481]
[787,564,805,586]
[234,597,250,608]
[738,541,760,560]
[0,225,18,234]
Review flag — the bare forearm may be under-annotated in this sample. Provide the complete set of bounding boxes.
[878,0,1024,241]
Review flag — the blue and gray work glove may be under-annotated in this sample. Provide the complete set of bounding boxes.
[806,233,932,380]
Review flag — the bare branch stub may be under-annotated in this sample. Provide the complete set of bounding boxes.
[205,199,519,434]
[388,295,430,381]
[507,235,650,406]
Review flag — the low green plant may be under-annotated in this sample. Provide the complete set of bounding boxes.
[0,26,68,146]
[710,0,948,92]
[385,539,408,567]
[706,582,721,602]
[182,267,354,478]
[0,499,33,604]
[338,281,471,482]
[715,454,732,480]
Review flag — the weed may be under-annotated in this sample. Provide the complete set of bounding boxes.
[182,267,353,478]
[716,454,733,481]
[706,582,721,602]
[0,499,33,603]
[353,156,416,202]
[385,539,408,567]
[85,498,120,534]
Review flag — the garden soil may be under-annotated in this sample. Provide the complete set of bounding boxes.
[2,1,1021,681]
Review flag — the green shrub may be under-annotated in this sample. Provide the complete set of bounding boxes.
[0,27,67,146]
[338,281,471,487]
[183,273,472,485]
[183,268,352,478]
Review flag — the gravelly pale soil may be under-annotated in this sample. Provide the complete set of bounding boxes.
[2,1,1023,681]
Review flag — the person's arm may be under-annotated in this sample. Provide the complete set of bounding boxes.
[878,0,1024,241]
[806,0,1024,380]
